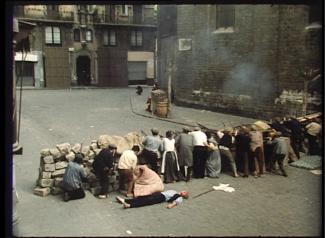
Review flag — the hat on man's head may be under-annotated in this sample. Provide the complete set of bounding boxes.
[151,128,159,134]
[194,126,200,131]
[74,153,84,164]
[182,126,191,132]
[108,144,117,150]
[224,127,233,133]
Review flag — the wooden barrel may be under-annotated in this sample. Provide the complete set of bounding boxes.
[156,101,168,118]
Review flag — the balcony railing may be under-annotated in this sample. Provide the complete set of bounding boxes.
[14,8,74,22]
[93,13,156,25]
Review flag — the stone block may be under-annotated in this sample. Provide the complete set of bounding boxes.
[50,148,61,159]
[71,143,82,154]
[65,152,75,162]
[40,148,51,157]
[93,149,101,155]
[87,150,95,160]
[81,146,90,156]
[42,163,55,172]
[56,142,71,155]
[51,187,63,195]
[34,187,51,197]
[90,143,98,150]
[55,161,68,170]
[40,171,52,179]
[52,169,66,178]
[42,155,54,164]
[54,177,63,187]
[38,179,54,188]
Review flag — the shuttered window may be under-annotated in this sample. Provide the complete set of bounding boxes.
[131,30,142,46]
[45,26,61,45]
[216,5,235,29]
[103,30,117,46]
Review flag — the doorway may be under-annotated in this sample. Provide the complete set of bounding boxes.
[76,56,91,86]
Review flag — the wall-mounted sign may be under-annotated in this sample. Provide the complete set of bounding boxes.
[178,38,192,51]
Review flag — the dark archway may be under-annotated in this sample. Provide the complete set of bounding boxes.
[76,56,91,86]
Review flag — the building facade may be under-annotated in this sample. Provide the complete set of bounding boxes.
[14,4,157,88]
[157,5,322,119]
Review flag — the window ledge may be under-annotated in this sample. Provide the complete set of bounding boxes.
[213,27,234,34]
[305,22,322,30]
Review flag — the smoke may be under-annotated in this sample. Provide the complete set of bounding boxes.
[189,27,275,99]
[223,62,274,97]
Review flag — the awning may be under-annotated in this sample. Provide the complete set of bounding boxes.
[15,52,38,62]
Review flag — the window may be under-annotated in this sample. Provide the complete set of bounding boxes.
[121,5,128,16]
[103,30,117,46]
[216,5,235,29]
[74,29,80,42]
[309,5,321,24]
[48,5,58,11]
[131,30,142,46]
[86,29,92,42]
[45,26,61,45]
[79,13,87,25]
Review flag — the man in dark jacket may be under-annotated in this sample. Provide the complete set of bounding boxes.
[219,128,239,177]
[235,126,251,177]
[284,116,303,159]
[92,144,117,199]
[61,153,88,202]
[266,132,288,177]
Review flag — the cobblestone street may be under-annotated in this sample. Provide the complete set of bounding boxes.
[13,88,322,236]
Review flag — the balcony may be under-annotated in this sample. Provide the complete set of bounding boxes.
[14,7,74,22]
[93,13,156,26]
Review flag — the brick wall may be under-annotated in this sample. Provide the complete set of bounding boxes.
[158,5,322,119]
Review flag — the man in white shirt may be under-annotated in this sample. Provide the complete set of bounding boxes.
[189,127,208,178]
[117,145,140,197]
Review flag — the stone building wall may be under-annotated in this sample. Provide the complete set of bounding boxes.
[158,4,322,119]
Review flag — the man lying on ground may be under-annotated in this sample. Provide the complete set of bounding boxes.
[116,190,189,209]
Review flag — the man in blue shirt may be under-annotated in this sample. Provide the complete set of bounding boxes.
[140,128,163,173]
[61,153,88,202]
[115,190,189,209]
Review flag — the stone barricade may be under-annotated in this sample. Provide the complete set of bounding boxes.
[34,132,144,197]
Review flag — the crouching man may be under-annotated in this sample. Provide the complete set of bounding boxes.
[61,153,88,202]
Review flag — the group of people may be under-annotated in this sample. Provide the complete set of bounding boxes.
[59,115,322,209]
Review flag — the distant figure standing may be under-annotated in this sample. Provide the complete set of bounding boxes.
[152,80,159,91]
[136,85,143,95]
[175,127,194,181]
[205,131,221,178]
[61,153,88,202]
[189,127,208,178]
